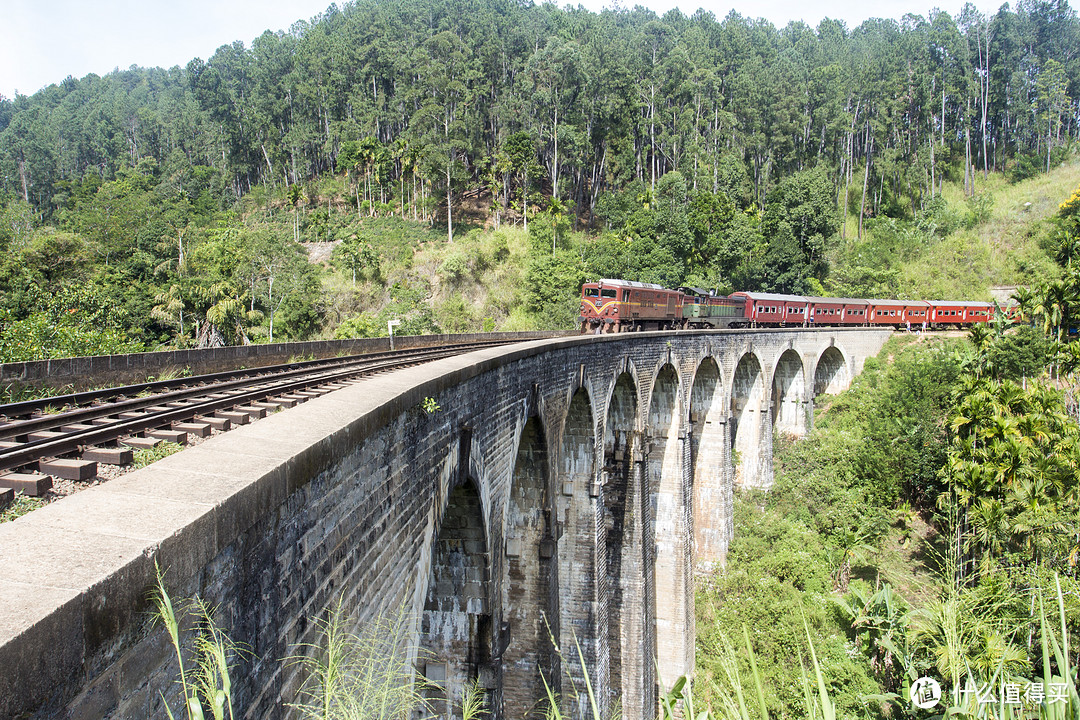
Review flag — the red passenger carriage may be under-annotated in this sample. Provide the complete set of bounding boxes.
[579,280,998,333]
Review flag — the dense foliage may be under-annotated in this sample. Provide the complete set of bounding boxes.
[1,0,1079,362]
[3,0,1079,221]
[697,214,1080,718]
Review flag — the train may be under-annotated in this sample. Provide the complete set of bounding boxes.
[578,279,998,333]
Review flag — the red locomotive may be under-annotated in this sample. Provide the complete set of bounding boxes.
[579,284,997,333]
[579,280,686,332]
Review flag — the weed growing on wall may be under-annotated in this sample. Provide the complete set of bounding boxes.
[288,599,435,720]
[151,564,244,720]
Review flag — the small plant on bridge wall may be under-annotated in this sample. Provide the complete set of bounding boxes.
[151,563,246,720]
[420,396,441,415]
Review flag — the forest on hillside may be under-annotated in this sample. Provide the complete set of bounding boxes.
[1,0,1080,360]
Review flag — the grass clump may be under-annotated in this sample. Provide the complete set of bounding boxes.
[132,441,183,469]
[151,564,243,720]
[288,600,433,720]
[0,493,47,523]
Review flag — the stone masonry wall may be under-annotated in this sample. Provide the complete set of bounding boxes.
[0,328,891,720]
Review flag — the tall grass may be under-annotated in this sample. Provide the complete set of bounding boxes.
[540,629,609,720]
[681,620,838,720]
[151,564,242,720]
[869,574,1078,720]
[287,599,433,720]
[151,567,1073,720]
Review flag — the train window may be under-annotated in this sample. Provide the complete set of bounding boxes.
[586,288,599,297]
[601,289,617,298]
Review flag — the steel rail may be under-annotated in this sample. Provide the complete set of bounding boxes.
[0,340,511,475]
[0,341,504,438]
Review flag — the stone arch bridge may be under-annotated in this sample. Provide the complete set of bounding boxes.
[0,329,890,720]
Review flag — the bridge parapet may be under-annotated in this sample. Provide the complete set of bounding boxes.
[0,328,891,719]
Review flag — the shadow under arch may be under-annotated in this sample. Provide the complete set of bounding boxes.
[557,387,599,718]
[647,363,689,692]
[814,346,849,396]
[501,416,558,719]
[730,352,769,488]
[602,371,649,719]
[771,349,807,438]
[420,475,491,719]
[690,356,731,567]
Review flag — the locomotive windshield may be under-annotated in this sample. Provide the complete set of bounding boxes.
[601,289,617,298]
[585,288,599,297]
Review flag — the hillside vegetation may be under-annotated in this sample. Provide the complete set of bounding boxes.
[2,0,1080,360]
[698,325,1080,719]
[2,149,1076,364]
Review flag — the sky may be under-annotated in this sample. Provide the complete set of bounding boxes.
[1,0,1008,100]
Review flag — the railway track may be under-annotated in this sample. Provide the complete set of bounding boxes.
[0,339,512,502]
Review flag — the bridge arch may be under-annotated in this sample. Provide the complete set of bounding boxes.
[646,362,689,689]
[557,386,599,715]
[730,352,770,488]
[421,474,492,718]
[771,349,808,438]
[502,416,557,719]
[602,370,646,717]
[690,356,731,567]
[814,345,850,396]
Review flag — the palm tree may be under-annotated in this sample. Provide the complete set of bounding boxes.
[1038,279,1078,341]
[966,497,1009,575]
[151,283,188,342]
[192,281,261,347]
[287,184,303,241]
[357,137,382,216]
[1009,286,1038,325]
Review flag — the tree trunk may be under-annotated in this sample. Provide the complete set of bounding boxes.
[261,145,275,188]
[964,127,972,197]
[446,157,453,243]
[552,102,559,201]
[859,127,872,241]
[18,157,29,203]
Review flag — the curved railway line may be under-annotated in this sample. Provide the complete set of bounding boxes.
[0,339,514,502]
